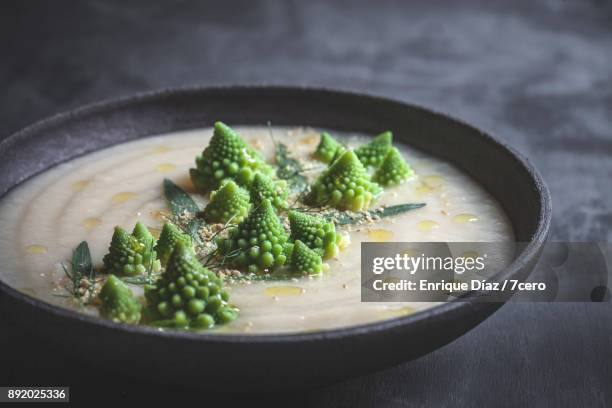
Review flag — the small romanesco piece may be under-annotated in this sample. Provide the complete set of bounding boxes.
[290,240,323,276]
[354,131,393,168]
[372,147,414,186]
[314,132,346,164]
[99,275,142,324]
[154,222,194,267]
[103,222,161,276]
[132,222,158,269]
[189,122,273,192]
[218,199,292,274]
[143,241,238,329]
[249,172,288,210]
[202,180,251,224]
[305,150,382,212]
[132,221,154,243]
[288,210,340,260]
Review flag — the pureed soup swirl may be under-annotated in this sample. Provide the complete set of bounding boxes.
[0,124,514,334]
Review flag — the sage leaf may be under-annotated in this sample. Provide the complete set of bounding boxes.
[163,178,200,216]
[330,203,426,226]
[274,142,308,193]
[70,241,93,299]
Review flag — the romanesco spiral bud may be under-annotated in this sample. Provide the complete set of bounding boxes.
[218,199,291,273]
[202,180,251,224]
[290,240,323,275]
[99,275,142,324]
[305,150,382,211]
[154,222,194,267]
[132,222,160,272]
[132,221,154,247]
[190,122,273,192]
[103,223,161,276]
[288,210,340,260]
[144,241,237,329]
[372,147,413,186]
[249,172,288,210]
[314,132,345,164]
[354,131,392,167]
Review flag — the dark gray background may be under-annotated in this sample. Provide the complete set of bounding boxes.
[1,1,611,406]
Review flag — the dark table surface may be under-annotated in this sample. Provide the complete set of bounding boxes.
[1,1,612,406]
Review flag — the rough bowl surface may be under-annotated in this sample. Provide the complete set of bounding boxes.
[0,86,551,391]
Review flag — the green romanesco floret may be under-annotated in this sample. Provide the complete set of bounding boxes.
[249,172,288,210]
[98,274,142,324]
[132,221,155,244]
[314,132,346,164]
[290,240,323,276]
[202,180,251,224]
[103,227,140,276]
[189,121,273,192]
[372,147,414,186]
[143,241,238,329]
[305,150,382,212]
[218,199,292,274]
[354,131,393,168]
[288,210,340,260]
[132,221,159,269]
[103,222,161,276]
[154,222,194,267]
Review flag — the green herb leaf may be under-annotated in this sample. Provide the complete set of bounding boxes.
[274,141,308,193]
[329,203,426,226]
[121,276,154,285]
[163,179,204,242]
[163,178,200,216]
[72,241,93,279]
[224,271,301,283]
[186,219,204,242]
[68,241,93,300]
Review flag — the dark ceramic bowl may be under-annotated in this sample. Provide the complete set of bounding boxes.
[0,86,551,392]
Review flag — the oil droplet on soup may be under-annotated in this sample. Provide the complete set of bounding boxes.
[453,213,478,224]
[26,244,48,254]
[81,217,101,229]
[415,183,435,195]
[151,146,171,154]
[415,175,444,196]
[156,163,177,173]
[422,175,444,187]
[112,192,138,204]
[417,220,440,231]
[367,229,394,242]
[378,306,414,319]
[299,133,319,145]
[403,248,418,257]
[462,251,479,259]
[264,286,304,297]
[71,180,90,191]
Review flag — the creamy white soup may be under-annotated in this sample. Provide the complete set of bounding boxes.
[0,126,514,334]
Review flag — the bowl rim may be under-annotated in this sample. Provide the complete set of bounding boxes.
[0,85,552,344]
